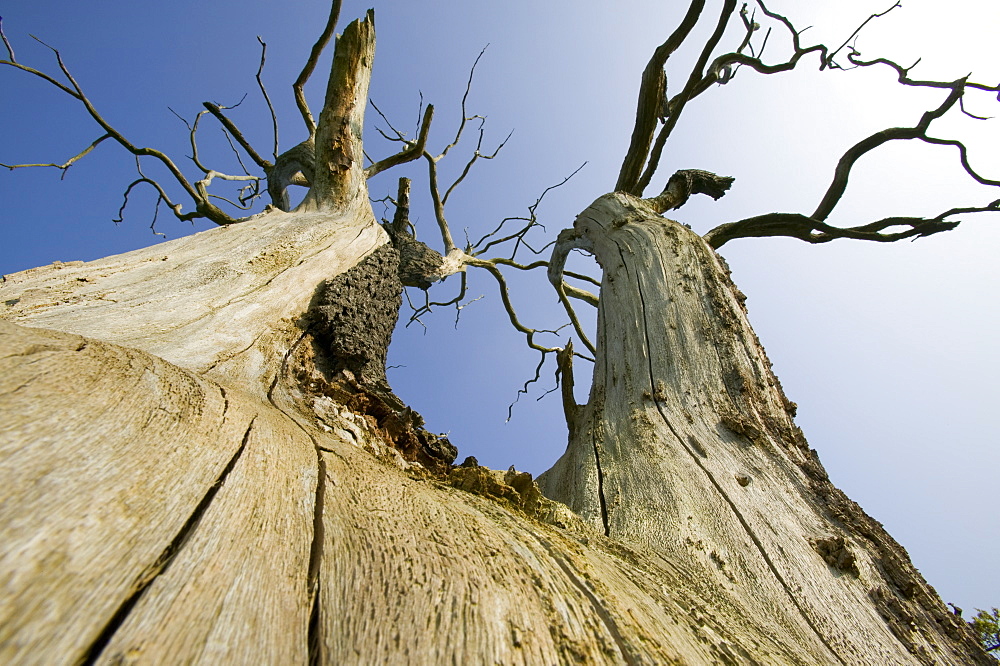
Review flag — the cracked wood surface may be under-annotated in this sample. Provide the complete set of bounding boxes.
[538,193,988,665]
[0,318,809,665]
[0,3,989,653]
[0,191,989,662]
[0,320,249,661]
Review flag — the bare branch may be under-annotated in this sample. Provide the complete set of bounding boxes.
[424,151,459,254]
[442,125,512,205]
[546,228,598,355]
[255,36,280,161]
[633,0,738,195]
[1,133,111,178]
[293,0,343,136]
[920,136,1000,187]
[483,257,599,307]
[644,168,734,213]
[556,341,578,431]
[202,101,273,170]
[465,257,560,355]
[826,1,901,68]
[405,273,482,330]
[389,176,412,236]
[268,139,315,211]
[554,280,596,355]
[369,99,410,142]
[366,104,435,179]
[436,46,489,160]
[812,82,966,222]
[507,353,552,421]
[13,36,244,224]
[624,0,912,198]
[219,125,256,180]
[1,33,244,225]
[473,163,586,257]
[168,107,215,174]
[845,51,1000,93]
[704,67,999,248]
[959,96,992,121]
[704,212,962,249]
[148,195,167,238]
[616,0,708,193]
[114,159,204,228]
[0,16,16,62]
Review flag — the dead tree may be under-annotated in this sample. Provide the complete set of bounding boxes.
[0,2,996,663]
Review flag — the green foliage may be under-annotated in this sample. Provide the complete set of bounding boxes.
[971,608,1000,657]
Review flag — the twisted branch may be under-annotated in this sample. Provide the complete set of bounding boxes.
[704,212,963,249]
[619,0,912,197]
[616,0,708,194]
[633,0,738,195]
[255,37,280,161]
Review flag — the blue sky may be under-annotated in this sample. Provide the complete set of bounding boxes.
[2,1,998,617]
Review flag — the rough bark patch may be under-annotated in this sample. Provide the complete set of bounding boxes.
[310,243,402,393]
[301,245,457,472]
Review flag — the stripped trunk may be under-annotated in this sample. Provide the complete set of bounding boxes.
[539,192,986,664]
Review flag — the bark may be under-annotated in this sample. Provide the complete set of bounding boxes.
[0,11,991,666]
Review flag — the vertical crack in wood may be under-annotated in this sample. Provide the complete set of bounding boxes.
[592,433,611,538]
[266,331,329,665]
[623,238,848,665]
[591,324,611,537]
[307,452,327,666]
[78,415,256,665]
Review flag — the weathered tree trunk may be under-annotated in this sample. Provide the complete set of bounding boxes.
[0,12,990,666]
[538,192,988,664]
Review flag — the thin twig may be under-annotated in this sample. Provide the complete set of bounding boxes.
[826,1,901,68]
[203,101,273,170]
[0,16,16,62]
[1,133,111,179]
[437,46,489,160]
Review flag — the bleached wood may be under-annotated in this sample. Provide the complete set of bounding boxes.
[96,396,317,665]
[539,192,986,665]
[0,207,385,396]
[0,321,245,662]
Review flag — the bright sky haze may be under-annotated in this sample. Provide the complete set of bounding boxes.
[1,0,997,620]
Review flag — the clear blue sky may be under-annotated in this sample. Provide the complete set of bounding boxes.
[2,0,998,617]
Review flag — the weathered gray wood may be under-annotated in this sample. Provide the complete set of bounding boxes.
[316,434,818,665]
[0,208,386,396]
[539,192,986,665]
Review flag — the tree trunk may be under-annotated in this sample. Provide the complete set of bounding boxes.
[539,192,988,664]
[1,205,989,666]
[0,13,990,666]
